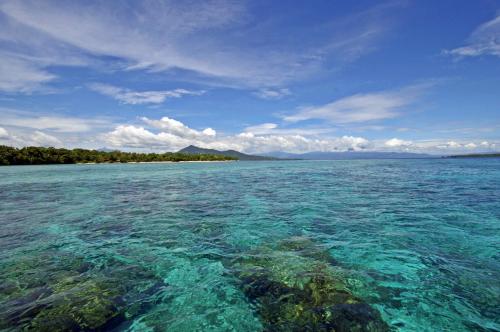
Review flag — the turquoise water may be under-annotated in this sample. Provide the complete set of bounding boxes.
[0,160,499,331]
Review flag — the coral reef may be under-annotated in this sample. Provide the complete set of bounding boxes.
[28,278,124,331]
[233,236,389,331]
[0,253,166,331]
[0,237,389,331]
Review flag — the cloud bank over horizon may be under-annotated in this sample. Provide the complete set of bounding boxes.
[1,114,497,156]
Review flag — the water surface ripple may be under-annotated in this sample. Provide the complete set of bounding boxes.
[0,160,499,331]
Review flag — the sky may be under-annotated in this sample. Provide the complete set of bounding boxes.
[0,0,499,155]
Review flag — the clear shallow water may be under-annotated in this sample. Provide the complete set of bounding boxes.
[0,159,499,331]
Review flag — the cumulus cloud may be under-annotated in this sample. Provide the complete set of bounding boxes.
[424,140,497,152]
[384,138,412,148]
[140,117,216,139]
[283,84,427,123]
[375,139,499,154]
[202,128,217,136]
[99,116,500,155]
[101,116,371,153]
[2,114,497,155]
[0,127,9,138]
[104,125,189,150]
[445,141,461,148]
[446,15,500,57]
[89,83,205,105]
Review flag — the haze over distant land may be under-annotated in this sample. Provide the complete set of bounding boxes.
[178,145,276,161]
[0,1,498,155]
[262,151,434,160]
[180,145,436,160]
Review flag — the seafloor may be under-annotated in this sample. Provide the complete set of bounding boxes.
[0,159,499,331]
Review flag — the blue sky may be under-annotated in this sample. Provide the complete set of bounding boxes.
[0,0,499,154]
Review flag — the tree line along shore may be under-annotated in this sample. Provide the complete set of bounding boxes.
[0,145,236,166]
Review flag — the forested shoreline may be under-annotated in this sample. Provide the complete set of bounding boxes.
[0,146,236,165]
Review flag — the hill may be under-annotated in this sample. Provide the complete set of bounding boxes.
[178,145,276,161]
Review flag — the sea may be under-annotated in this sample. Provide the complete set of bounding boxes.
[0,159,499,331]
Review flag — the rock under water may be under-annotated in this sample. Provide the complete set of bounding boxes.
[233,237,390,331]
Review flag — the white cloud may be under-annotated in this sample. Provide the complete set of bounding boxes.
[2,114,498,155]
[243,123,337,136]
[0,54,56,93]
[0,13,94,93]
[244,123,278,134]
[385,138,412,147]
[0,0,398,90]
[0,1,294,87]
[427,140,496,152]
[99,116,500,155]
[374,139,499,154]
[0,128,63,147]
[89,83,204,105]
[237,132,254,138]
[30,130,63,147]
[140,116,215,139]
[0,127,9,138]
[101,116,372,153]
[202,128,217,136]
[283,84,427,123]
[104,125,189,150]
[335,136,370,150]
[446,141,461,148]
[0,109,112,132]
[446,14,500,57]
[254,88,291,100]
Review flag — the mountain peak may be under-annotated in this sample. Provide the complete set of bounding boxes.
[178,145,276,161]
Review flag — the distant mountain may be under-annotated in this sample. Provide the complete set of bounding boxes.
[97,147,117,152]
[445,153,500,158]
[262,151,435,160]
[178,146,436,160]
[178,145,276,161]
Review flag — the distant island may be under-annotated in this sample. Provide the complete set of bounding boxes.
[262,151,434,160]
[0,145,236,166]
[178,145,277,161]
[445,153,500,158]
[4,144,496,166]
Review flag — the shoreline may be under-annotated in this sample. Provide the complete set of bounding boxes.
[80,160,236,165]
[0,160,237,166]
[0,146,237,166]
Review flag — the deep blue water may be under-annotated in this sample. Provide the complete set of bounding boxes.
[0,159,499,331]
